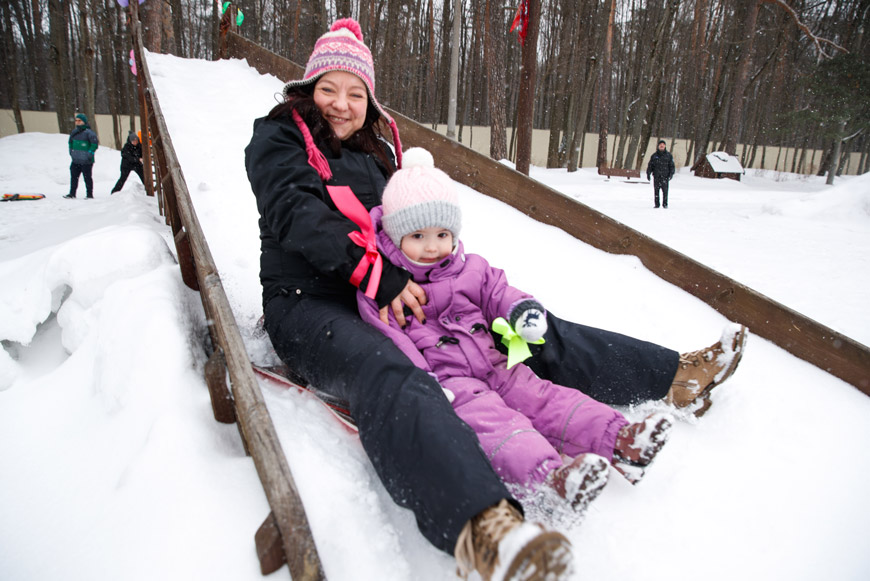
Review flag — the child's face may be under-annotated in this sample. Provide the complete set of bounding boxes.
[400,227,453,264]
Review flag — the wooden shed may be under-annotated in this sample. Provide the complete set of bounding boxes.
[691,151,745,181]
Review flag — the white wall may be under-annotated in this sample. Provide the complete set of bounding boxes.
[1,110,141,151]
[3,109,858,174]
[432,124,859,175]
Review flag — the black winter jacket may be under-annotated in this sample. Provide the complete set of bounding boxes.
[646,149,675,182]
[120,139,143,170]
[244,114,410,309]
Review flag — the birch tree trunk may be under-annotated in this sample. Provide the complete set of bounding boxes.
[446,0,461,139]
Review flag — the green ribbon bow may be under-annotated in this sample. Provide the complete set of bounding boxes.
[491,317,545,369]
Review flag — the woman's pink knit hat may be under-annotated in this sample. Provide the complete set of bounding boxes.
[283,18,402,177]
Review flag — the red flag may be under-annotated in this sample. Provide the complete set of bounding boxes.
[509,1,530,46]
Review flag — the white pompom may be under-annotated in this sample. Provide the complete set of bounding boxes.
[402,147,435,169]
[516,308,547,343]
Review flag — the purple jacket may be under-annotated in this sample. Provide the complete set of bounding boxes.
[357,206,532,383]
[358,207,626,487]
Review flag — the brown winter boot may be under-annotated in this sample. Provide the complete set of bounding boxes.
[667,324,748,417]
[454,499,574,581]
[611,412,674,485]
[550,453,610,515]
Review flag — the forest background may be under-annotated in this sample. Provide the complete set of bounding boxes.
[1,0,869,181]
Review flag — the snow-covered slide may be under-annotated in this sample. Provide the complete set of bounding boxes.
[123,16,870,581]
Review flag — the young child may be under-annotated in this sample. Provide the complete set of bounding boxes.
[357,148,674,513]
[111,132,144,194]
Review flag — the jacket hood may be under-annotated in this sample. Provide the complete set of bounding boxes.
[370,205,466,283]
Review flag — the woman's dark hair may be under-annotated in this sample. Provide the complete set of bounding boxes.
[268,84,396,175]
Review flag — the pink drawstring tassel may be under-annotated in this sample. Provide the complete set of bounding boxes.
[291,109,333,182]
[389,120,403,169]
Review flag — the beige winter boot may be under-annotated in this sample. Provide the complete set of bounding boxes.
[667,324,748,417]
[454,499,574,581]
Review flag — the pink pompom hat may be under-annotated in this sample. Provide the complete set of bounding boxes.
[283,18,402,170]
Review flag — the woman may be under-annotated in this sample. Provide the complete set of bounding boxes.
[245,19,573,581]
[245,17,745,581]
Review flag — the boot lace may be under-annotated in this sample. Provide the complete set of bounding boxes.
[678,345,716,368]
[454,499,522,579]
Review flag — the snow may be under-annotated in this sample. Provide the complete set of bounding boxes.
[1,52,869,581]
[704,151,745,173]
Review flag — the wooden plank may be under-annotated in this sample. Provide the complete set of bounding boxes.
[226,32,304,82]
[204,347,236,424]
[173,224,198,291]
[255,511,287,575]
[599,166,641,179]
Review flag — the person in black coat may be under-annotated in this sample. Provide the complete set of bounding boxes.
[245,17,584,578]
[245,17,746,580]
[646,139,676,208]
[111,132,144,194]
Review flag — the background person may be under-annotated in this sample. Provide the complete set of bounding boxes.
[64,114,98,199]
[646,139,675,208]
[111,132,144,194]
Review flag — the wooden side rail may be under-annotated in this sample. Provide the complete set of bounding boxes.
[130,5,325,579]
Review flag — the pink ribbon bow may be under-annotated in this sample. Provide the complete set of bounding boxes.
[326,186,382,299]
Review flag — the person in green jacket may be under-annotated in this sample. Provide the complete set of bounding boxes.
[64,113,99,199]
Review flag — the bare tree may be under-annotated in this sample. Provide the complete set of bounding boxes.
[0,2,26,132]
[514,0,541,175]
[77,0,97,130]
[545,0,577,168]
[446,0,461,140]
[3,0,866,178]
[720,0,760,156]
[595,0,615,168]
[170,0,185,55]
[485,0,508,160]
[140,0,163,52]
[48,0,76,132]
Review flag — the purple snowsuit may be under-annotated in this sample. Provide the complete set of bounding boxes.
[358,207,628,489]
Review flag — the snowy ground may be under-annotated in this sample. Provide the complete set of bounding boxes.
[1,53,869,581]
